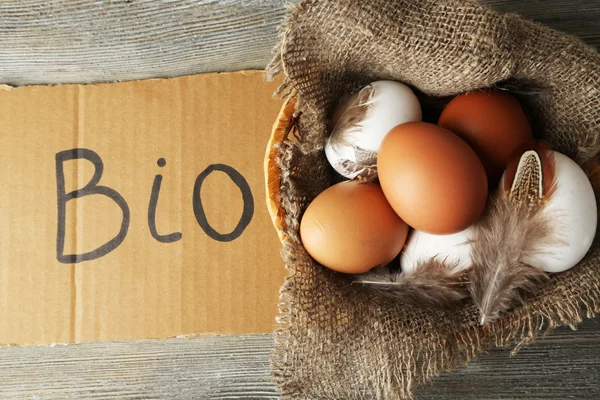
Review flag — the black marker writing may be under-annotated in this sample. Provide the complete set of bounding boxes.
[55,148,130,263]
[192,164,254,242]
[148,158,182,243]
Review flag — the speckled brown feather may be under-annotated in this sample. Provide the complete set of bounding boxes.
[469,149,561,325]
[468,191,552,325]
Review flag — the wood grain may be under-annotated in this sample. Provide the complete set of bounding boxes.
[0,320,599,399]
[0,0,288,86]
[416,318,600,399]
[0,0,598,86]
[0,334,279,400]
[0,0,599,399]
[484,0,600,48]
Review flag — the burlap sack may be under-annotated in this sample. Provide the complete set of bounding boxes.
[264,0,600,398]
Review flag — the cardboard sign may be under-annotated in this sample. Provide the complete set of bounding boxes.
[0,71,286,345]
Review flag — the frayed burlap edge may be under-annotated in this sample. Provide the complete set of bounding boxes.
[266,95,600,398]
[265,0,600,398]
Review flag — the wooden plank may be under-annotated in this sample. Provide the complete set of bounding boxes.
[0,0,598,399]
[0,320,599,399]
[484,0,600,47]
[416,318,600,399]
[0,0,288,85]
[0,0,598,86]
[0,334,279,400]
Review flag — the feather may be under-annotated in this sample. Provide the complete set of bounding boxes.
[329,84,374,140]
[354,259,467,309]
[327,85,378,180]
[338,147,378,182]
[502,142,557,202]
[469,148,560,325]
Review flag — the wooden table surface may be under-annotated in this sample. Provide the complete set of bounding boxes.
[0,1,599,399]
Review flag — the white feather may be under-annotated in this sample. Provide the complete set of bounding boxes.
[325,80,422,179]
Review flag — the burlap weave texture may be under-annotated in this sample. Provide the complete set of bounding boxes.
[266,1,600,398]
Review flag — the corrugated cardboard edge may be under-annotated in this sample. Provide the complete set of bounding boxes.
[0,70,285,346]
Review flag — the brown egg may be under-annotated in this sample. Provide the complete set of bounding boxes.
[438,90,533,185]
[378,122,488,234]
[300,181,409,274]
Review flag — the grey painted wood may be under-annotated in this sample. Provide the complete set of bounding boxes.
[0,320,598,399]
[0,0,598,86]
[415,318,600,399]
[0,334,279,400]
[0,0,288,86]
[0,0,598,399]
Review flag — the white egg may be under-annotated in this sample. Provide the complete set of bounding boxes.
[400,228,473,273]
[519,152,597,273]
[325,80,422,180]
